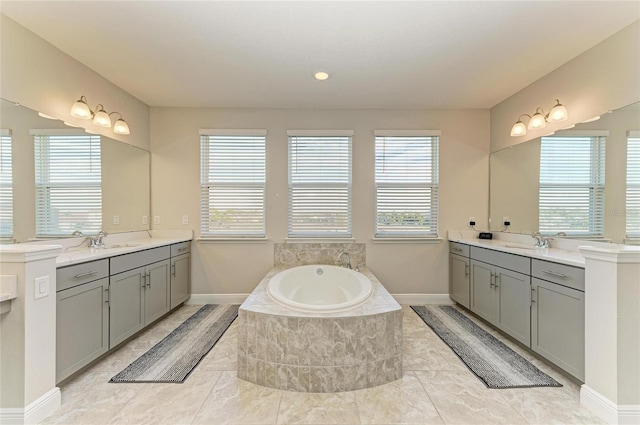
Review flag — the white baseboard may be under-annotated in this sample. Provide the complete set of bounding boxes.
[391,294,454,305]
[187,293,453,307]
[0,387,61,425]
[581,384,640,424]
[186,294,249,305]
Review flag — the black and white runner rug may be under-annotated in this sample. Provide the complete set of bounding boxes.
[411,305,562,389]
[110,304,238,383]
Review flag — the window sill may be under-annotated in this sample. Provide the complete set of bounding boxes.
[197,237,269,244]
[371,237,443,244]
[285,237,355,244]
[624,238,640,246]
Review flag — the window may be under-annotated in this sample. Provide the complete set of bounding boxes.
[375,131,440,237]
[288,130,352,238]
[200,130,266,238]
[626,131,640,238]
[0,130,12,238]
[539,134,606,237]
[34,131,102,237]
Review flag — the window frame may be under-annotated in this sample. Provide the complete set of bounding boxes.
[287,130,353,239]
[538,132,606,238]
[0,130,13,239]
[374,130,440,238]
[33,130,102,237]
[626,131,640,239]
[199,129,267,239]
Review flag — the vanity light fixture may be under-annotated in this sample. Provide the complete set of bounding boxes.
[70,96,130,135]
[510,99,568,137]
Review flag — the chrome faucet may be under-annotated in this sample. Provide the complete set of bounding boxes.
[555,232,567,238]
[531,232,552,248]
[89,231,108,248]
[336,251,352,269]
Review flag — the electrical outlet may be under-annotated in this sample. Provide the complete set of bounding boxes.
[154,216,160,225]
[182,215,189,225]
[503,216,510,223]
[34,276,50,299]
[468,216,476,226]
[113,215,120,225]
[142,215,148,225]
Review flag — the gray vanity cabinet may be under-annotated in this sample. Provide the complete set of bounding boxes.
[449,242,470,308]
[56,259,109,383]
[109,246,171,349]
[470,247,531,346]
[531,259,585,380]
[170,242,191,309]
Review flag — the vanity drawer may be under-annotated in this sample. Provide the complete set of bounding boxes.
[470,246,530,275]
[449,242,469,257]
[171,241,191,257]
[57,259,109,292]
[110,246,171,275]
[532,259,584,292]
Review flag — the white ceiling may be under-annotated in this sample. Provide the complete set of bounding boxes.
[2,1,639,109]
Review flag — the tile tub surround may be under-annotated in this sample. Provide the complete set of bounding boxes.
[238,266,403,392]
[274,242,366,268]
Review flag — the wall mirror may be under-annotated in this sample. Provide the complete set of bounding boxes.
[0,98,150,243]
[489,101,640,244]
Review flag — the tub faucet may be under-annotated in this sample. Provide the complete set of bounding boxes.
[336,251,351,269]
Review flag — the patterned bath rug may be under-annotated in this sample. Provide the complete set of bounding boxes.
[110,304,238,383]
[410,305,562,389]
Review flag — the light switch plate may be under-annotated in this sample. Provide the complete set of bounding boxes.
[113,215,120,225]
[34,276,50,299]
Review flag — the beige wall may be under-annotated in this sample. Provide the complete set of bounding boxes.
[0,14,150,150]
[490,20,640,153]
[150,108,490,296]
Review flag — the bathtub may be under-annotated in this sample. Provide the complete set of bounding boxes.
[267,265,372,312]
[238,264,403,393]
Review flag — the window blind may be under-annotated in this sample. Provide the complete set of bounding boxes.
[0,132,13,238]
[200,131,266,237]
[539,135,605,237]
[375,133,439,237]
[288,131,352,238]
[626,135,640,238]
[34,133,102,236]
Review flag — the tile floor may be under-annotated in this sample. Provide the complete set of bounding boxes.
[41,304,605,425]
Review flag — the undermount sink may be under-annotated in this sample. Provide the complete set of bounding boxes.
[101,243,143,250]
[503,243,537,250]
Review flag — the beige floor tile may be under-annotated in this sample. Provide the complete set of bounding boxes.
[277,391,361,425]
[355,372,443,424]
[199,337,238,371]
[403,338,452,371]
[107,369,222,425]
[415,370,529,425]
[192,371,282,425]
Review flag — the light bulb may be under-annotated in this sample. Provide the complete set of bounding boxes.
[93,109,111,127]
[113,119,130,135]
[70,98,91,119]
[528,112,547,130]
[510,121,527,137]
[548,102,568,122]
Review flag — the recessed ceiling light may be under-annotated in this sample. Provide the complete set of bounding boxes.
[314,71,330,81]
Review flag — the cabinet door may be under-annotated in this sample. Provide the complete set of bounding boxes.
[531,278,585,380]
[110,267,145,349]
[495,267,531,346]
[470,260,497,323]
[171,253,191,309]
[145,259,171,324]
[56,278,109,382]
[449,253,470,308]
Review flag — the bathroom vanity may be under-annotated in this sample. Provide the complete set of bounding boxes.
[449,237,585,381]
[55,236,191,382]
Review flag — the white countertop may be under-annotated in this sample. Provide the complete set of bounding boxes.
[448,232,586,267]
[55,236,192,267]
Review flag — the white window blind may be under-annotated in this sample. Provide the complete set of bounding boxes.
[288,131,352,238]
[626,134,640,238]
[539,135,605,237]
[375,132,439,237]
[34,133,102,236]
[0,131,13,238]
[200,130,266,237]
